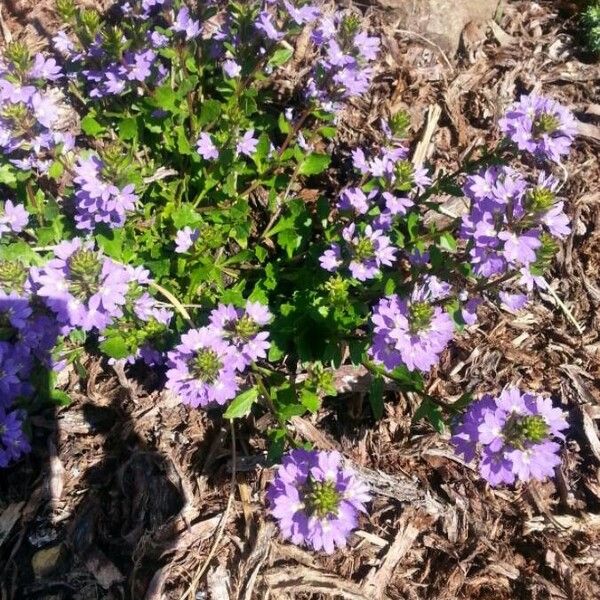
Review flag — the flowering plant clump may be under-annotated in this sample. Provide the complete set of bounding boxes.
[451,388,568,486]
[267,449,370,553]
[0,0,576,552]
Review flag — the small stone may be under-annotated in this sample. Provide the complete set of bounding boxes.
[31,544,65,578]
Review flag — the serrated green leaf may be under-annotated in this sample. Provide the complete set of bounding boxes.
[268,47,294,67]
[81,114,105,136]
[300,388,321,413]
[298,153,330,176]
[99,336,130,359]
[119,117,138,140]
[199,99,222,126]
[47,161,64,180]
[223,386,259,419]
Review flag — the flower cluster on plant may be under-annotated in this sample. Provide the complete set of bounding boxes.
[0,0,576,554]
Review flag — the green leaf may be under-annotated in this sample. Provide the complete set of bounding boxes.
[298,153,330,176]
[50,389,72,406]
[172,204,202,228]
[439,232,457,252]
[81,114,105,137]
[47,161,64,180]
[99,336,130,359]
[300,389,321,413]
[278,111,291,134]
[369,376,384,419]
[95,227,124,261]
[199,99,222,126]
[223,386,259,419]
[268,47,294,67]
[0,163,18,187]
[177,127,192,154]
[413,398,445,433]
[152,85,179,113]
[119,117,138,140]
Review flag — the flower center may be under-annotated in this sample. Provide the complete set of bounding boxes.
[324,274,350,305]
[530,232,558,276]
[527,186,555,211]
[394,160,414,190]
[501,413,549,448]
[409,301,434,332]
[533,113,560,137]
[190,348,222,383]
[0,260,27,293]
[304,479,341,518]
[233,314,259,341]
[354,236,375,260]
[67,249,102,300]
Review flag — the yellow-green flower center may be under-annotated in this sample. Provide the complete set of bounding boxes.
[533,113,560,137]
[0,260,27,293]
[527,187,555,211]
[234,314,259,341]
[304,479,341,518]
[190,348,222,383]
[324,275,350,305]
[502,413,549,448]
[354,237,375,260]
[67,249,102,300]
[409,301,434,332]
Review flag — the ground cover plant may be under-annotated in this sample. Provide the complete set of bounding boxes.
[0,0,598,598]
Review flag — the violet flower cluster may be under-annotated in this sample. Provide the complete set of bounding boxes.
[499,94,577,163]
[0,268,65,467]
[166,300,272,408]
[452,388,568,486]
[308,12,380,111]
[369,276,455,373]
[0,46,74,172]
[267,449,370,553]
[0,200,29,238]
[54,2,170,98]
[31,239,134,332]
[73,155,138,231]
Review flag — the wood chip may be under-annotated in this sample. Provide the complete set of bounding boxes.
[0,502,24,550]
[362,512,423,599]
[264,565,379,600]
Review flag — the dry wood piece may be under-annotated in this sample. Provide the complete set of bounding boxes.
[0,502,25,550]
[236,521,277,600]
[264,564,382,600]
[207,564,231,600]
[362,511,424,599]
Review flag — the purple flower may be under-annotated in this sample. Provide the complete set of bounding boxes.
[369,277,455,372]
[0,200,29,236]
[29,54,62,81]
[319,244,342,272]
[451,388,568,486]
[172,7,201,40]
[33,239,132,332]
[236,130,259,157]
[208,300,272,365]
[499,94,577,162]
[175,226,200,253]
[196,132,219,160]
[382,192,413,216]
[283,1,320,24]
[498,230,541,266]
[72,156,137,231]
[337,187,375,215]
[255,11,282,41]
[166,327,241,408]
[0,407,30,468]
[343,224,396,281]
[353,32,380,61]
[499,291,528,311]
[267,449,370,553]
[223,59,241,78]
[126,50,156,82]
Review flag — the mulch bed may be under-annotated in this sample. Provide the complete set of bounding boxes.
[1,1,599,599]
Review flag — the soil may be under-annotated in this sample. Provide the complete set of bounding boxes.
[1,2,600,600]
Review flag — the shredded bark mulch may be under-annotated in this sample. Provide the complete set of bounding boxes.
[1,1,599,599]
